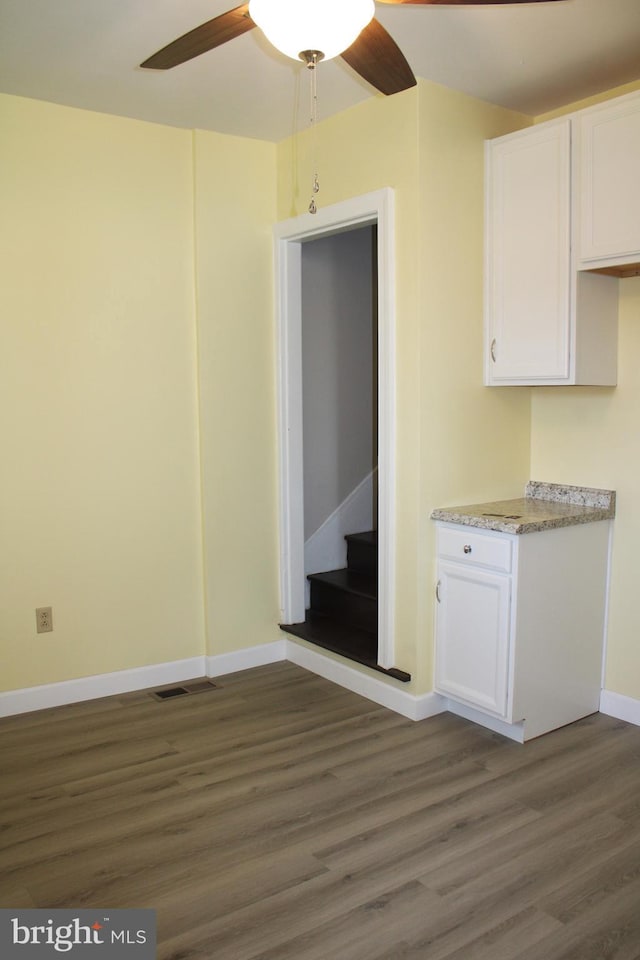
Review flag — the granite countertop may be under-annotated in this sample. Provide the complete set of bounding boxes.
[430,481,616,534]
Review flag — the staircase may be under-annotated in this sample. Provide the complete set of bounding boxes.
[281,531,410,682]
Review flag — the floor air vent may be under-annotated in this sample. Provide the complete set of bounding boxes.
[151,679,217,701]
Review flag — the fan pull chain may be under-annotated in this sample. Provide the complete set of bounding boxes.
[307,52,320,215]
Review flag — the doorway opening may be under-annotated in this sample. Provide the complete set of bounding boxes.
[287,224,379,670]
[275,189,408,681]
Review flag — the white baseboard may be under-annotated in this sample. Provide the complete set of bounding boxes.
[600,689,640,727]
[205,640,287,679]
[0,642,289,719]
[24,640,632,735]
[0,637,444,724]
[285,637,446,721]
[0,656,206,719]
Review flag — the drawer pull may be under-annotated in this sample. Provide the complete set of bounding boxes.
[463,544,473,554]
[436,580,441,603]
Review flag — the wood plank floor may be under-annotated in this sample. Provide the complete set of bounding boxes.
[2,661,640,959]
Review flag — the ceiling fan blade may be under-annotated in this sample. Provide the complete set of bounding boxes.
[141,3,255,70]
[341,19,416,96]
[377,1,566,5]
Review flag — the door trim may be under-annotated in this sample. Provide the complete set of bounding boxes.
[274,188,397,669]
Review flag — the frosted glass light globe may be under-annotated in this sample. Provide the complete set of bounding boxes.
[249,0,375,62]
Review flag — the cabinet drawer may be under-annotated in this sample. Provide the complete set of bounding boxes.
[437,526,512,573]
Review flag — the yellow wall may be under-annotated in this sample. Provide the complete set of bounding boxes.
[5,75,637,707]
[530,86,640,701]
[531,282,640,699]
[416,83,532,687]
[277,87,420,220]
[279,88,425,682]
[194,130,280,656]
[278,81,532,689]
[0,95,284,694]
[0,94,205,690]
[279,79,640,700]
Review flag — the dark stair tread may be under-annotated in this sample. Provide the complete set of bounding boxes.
[345,530,377,546]
[280,617,410,683]
[307,568,376,600]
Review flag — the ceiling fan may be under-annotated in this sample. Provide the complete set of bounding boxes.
[140,0,567,96]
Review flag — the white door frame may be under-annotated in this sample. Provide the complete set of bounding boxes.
[274,188,397,669]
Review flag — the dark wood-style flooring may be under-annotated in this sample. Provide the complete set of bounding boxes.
[2,661,640,959]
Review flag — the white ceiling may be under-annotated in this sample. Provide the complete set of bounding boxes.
[1,0,639,142]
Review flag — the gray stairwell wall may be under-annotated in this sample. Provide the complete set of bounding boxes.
[301,226,376,557]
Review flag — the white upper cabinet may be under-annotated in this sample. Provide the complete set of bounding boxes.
[578,91,640,272]
[484,100,626,387]
[485,120,572,383]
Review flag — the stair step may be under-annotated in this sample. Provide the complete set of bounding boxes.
[345,530,378,546]
[280,617,411,683]
[345,530,377,577]
[308,568,377,599]
[283,617,376,665]
[308,568,377,634]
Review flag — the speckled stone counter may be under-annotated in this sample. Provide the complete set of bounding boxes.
[430,482,616,535]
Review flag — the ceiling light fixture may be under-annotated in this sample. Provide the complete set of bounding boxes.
[248,0,375,63]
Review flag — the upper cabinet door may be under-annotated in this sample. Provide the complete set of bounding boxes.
[485,120,572,383]
[578,92,640,267]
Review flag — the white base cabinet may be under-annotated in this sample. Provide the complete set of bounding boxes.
[434,521,611,742]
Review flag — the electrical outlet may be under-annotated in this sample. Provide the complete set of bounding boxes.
[36,606,53,634]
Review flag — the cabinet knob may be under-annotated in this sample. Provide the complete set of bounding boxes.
[490,339,497,363]
[463,544,472,554]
